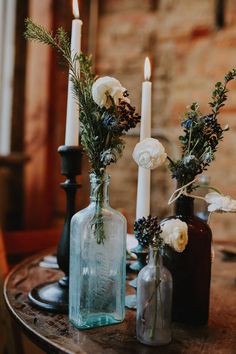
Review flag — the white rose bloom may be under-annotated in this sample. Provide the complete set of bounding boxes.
[205,192,236,213]
[161,219,188,253]
[132,138,167,170]
[92,76,130,108]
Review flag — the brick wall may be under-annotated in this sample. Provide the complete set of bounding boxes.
[96,0,236,241]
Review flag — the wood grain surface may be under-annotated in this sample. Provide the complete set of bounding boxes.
[3,248,236,354]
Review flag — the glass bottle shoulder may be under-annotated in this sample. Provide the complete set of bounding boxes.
[162,214,212,235]
[71,202,126,225]
[138,263,172,284]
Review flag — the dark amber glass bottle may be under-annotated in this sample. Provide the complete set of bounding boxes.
[163,195,212,325]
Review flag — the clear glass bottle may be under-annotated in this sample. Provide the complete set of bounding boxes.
[136,246,172,346]
[69,173,127,329]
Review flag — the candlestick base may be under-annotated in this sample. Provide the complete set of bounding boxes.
[129,244,148,272]
[28,145,82,313]
[28,276,68,313]
[129,278,137,288]
[125,294,137,310]
[125,245,148,310]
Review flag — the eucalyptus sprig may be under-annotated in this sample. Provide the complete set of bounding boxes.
[168,69,236,192]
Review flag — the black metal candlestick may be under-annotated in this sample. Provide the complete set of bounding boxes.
[28,145,82,313]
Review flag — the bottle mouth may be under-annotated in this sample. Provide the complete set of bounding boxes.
[89,172,111,184]
[176,194,194,202]
[149,245,161,254]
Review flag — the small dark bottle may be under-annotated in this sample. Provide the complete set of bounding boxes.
[163,195,212,325]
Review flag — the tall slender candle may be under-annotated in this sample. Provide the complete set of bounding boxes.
[65,0,82,146]
[0,0,16,155]
[136,57,152,219]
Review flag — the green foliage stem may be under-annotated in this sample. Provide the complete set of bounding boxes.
[168,69,236,192]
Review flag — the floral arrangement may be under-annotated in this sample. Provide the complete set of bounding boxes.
[134,216,188,254]
[166,70,236,193]
[131,70,236,209]
[165,92,236,213]
[132,71,236,216]
[127,67,236,255]
[134,215,188,339]
[24,19,140,175]
[24,19,140,243]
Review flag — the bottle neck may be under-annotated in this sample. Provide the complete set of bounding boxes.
[89,172,110,206]
[174,195,194,217]
[148,246,162,267]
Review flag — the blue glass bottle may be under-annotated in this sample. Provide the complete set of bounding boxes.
[69,173,126,329]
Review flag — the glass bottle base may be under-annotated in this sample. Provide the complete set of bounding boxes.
[137,330,171,346]
[70,313,124,330]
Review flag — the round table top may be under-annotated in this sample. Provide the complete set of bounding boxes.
[3,248,236,354]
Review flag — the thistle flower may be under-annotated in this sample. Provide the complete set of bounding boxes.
[202,151,214,164]
[182,155,200,171]
[100,146,123,167]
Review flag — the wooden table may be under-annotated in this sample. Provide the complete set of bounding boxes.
[3,249,236,354]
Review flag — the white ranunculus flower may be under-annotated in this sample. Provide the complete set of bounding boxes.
[205,192,236,213]
[160,219,188,253]
[92,76,130,108]
[132,138,167,170]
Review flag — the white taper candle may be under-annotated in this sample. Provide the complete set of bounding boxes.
[136,57,152,219]
[65,0,82,146]
[0,0,16,155]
